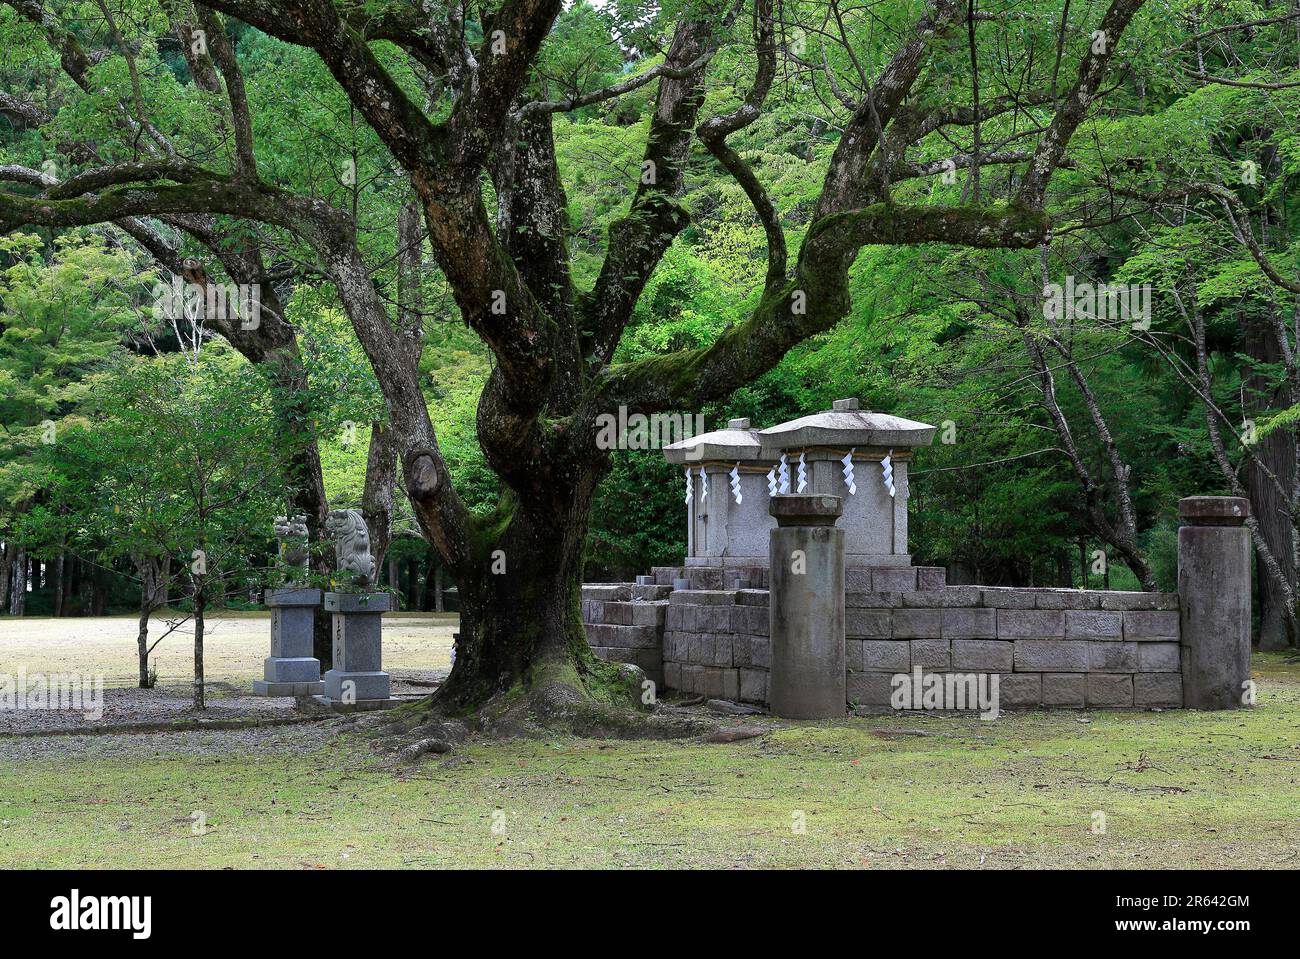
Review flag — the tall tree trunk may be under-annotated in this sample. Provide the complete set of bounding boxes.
[193,583,206,710]
[1244,314,1298,650]
[53,551,65,616]
[0,542,11,612]
[9,550,27,615]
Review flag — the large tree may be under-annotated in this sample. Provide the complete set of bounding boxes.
[0,0,1149,717]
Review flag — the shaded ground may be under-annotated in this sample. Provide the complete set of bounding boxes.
[2,614,1297,868]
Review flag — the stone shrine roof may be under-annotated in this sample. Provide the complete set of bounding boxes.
[757,398,936,454]
[663,417,764,464]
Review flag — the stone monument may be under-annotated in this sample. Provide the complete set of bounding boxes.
[252,515,324,697]
[767,494,846,719]
[320,508,396,710]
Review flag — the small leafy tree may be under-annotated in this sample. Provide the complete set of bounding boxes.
[50,347,290,706]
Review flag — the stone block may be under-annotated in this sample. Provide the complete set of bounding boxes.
[911,639,951,669]
[323,669,390,702]
[735,589,770,607]
[847,671,896,708]
[733,635,752,667]
[845,591,901,608]
[1041,673,1086,707]
[1014,640,1087,671]
[997,609,1065,639]
[583,584,632,602]
[1134,673,1182,707]
[668,589,735,605]
[996,673,1042,708]
[916,567,947,589]
[695,667,725,698]
[695,605,732,632]
[712,635,734,667]
[979,588,1036,609]
[750,637,771,668]
[252,679,324,697]
[1124,610,1180,641]
[1138,643,1180,672]
[1099,591,1179,610]
[1087,641,1138,671]
[844,639,863,672]
[844,568,874,591]
[263,656,322,683]
[665,605,684,630]
[892,608,941,639]
[846,609,891,639]
[1086,673,1134,707]
[872,567,917,591]
[951,640,1012,671]
[1034,589,1102,610]
[861,640,911,671]
[901,587,981,608]
[264,587,322,607]
[663,660,682,690]
[941,608,996,639]
[721,669,740,702]
[739,668,768,704]
[1065,610,1123,639]
[690,633,715,665]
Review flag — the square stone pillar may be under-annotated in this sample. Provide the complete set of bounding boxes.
[768,494,846,719]
[321,592,396,710]
[1178,496,1251,709]
[252,587,324,696]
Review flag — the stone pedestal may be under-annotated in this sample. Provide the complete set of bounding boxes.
[768,494,846,719]
[321,592,396,710]
[1178,496,1251,710]
[252,588,324,696]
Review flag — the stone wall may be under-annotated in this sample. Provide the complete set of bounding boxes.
[583,572,1184,711]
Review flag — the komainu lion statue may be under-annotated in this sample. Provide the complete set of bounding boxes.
[326,508,376,590]
[273,514,310,583]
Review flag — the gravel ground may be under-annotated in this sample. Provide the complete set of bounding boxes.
[0,671,447,761]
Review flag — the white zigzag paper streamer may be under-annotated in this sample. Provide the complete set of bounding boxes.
[730,463,742,504]
[882,449,896,498]
[684,467,693,505]
[778,452,790,494]
[766,466,778,496]
[841,448,857,495]
[796,450,808,493]
[699,465,708,501]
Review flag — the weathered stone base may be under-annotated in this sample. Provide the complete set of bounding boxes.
[252,679,325,697]
[324,669,390,702]
[584,568,1186,712]
[308,694,400,713]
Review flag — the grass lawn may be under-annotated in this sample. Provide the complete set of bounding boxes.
[2,633,1297,868]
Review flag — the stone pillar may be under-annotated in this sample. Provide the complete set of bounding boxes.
[322,592,396,710]
[768,494,845,719]
[253,588,324,696]
[1178,496,1252,710]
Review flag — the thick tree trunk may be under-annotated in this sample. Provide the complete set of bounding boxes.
[9,550,27,615]
[432,484,606,712]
